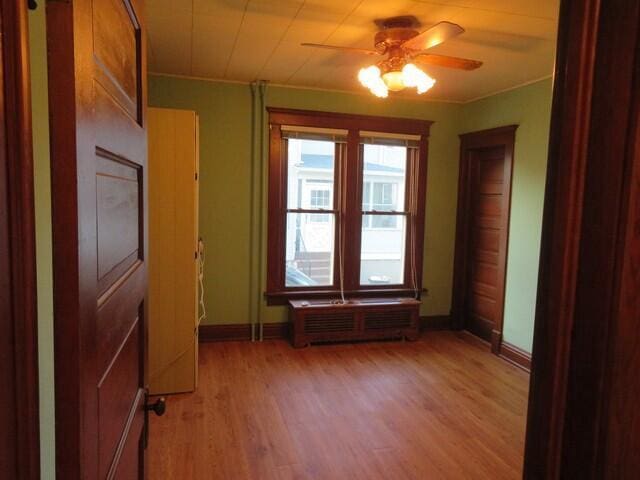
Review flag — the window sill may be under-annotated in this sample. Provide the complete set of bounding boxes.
[264,288,420,306]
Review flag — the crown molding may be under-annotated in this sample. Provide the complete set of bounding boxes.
[148,71,554,105]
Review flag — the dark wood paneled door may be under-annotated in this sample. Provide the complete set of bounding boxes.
[466,146,508,341]
[453,126,516,351]
[47,0,149,478]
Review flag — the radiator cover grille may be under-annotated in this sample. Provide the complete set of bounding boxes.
[304,312,355,334]
[364,310,412,331]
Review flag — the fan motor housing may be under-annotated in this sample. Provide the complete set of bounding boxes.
[374,28,419,53]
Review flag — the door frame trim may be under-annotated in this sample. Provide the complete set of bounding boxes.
[0,0,41,477]
[451,125,517,354]
[524,0,640,476]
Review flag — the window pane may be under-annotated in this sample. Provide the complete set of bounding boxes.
[371,214,398,229]
[288,139,335,209]
[286,212,334,287]
[362,144,406,211]
[360,214,405,285]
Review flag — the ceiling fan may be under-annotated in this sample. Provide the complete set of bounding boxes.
[301,16,482,98]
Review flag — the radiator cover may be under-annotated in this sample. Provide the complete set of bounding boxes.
[288,298,420,347]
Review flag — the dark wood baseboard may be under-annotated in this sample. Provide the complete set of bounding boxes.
[199,323,290,342]
[263,322,289,339]
[420,315,452,331]
[199,324,252,342]
[490,329,501,354]
[200,315,453,343]
[499,341,531,372]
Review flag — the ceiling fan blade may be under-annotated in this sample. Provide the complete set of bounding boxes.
[402,21,465,51]
[300,43,381,56]
[412,53,483,70]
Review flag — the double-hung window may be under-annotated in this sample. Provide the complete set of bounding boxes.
[266,108,431,303]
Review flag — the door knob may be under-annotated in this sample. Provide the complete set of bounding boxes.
[145,396,166,416]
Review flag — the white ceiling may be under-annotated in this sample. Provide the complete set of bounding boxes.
[147,0,559,103]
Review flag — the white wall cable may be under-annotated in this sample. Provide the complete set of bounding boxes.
[333,145,346,305]
[338,211,346,304]
[409,149,419,300]
[198,238,206,325]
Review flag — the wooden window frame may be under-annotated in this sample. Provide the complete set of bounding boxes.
[265,108,431,305]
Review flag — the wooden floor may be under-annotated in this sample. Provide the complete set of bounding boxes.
[149,331,529,479]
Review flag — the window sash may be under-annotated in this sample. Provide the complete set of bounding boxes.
[360,213,407,286]
[285,212,336,288]
[286,138,341,213]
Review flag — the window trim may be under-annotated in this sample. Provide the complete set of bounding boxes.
[266,108,432,304]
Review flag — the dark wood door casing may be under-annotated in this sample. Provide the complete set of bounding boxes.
[452,125,516,353]
[524,0,640,478]
[47,0,148,478]
[0,0,40,478]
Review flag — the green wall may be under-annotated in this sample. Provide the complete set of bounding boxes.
[149,76,464,325]
[148,75,552,353]
[462,79,553,351]
[28,7,55,480]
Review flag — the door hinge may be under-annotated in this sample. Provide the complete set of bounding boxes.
[195,172,198,181]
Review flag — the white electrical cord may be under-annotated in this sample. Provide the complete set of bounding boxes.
[338,211,346,304]
[198,238,206,325]
[409,150,419,300]
[333,147,346,305]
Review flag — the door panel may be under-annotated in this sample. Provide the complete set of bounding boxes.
[96,155,141,293]
[93,0,141,121]
[47,0,148,477]
[97,319,143,478]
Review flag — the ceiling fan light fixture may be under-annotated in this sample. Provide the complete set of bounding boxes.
[304,18,479,99]
[382,70,406,91]
[402,63,436,94]
[359,62,435,97]
[358,65,388,98]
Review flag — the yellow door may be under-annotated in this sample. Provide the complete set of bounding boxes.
[148,107,199,395]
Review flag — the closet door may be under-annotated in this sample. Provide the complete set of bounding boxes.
[148,108,199,395]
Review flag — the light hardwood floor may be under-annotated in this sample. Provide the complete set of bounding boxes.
[149,331,529,479]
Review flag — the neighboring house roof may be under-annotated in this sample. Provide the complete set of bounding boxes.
[300,154,403,173]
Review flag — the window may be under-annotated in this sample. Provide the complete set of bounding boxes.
[266,108,431,303]
[285,138,338,286]
[310,188,330,208]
